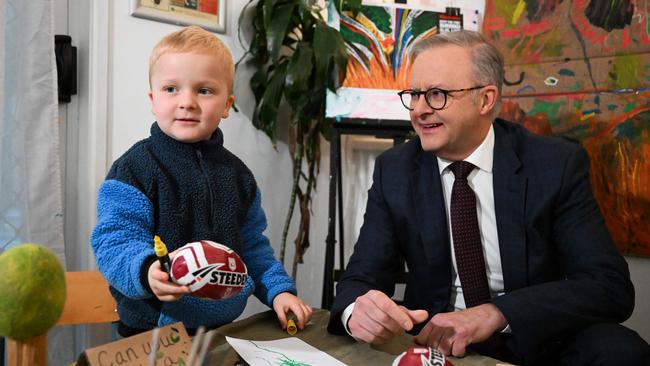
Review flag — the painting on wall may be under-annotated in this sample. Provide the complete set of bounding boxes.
[483,0,650,256]
[326,2,484,122]
[130,0,226,33]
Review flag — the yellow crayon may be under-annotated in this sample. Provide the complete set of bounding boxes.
[286,319,297,335]
[153,235,172,276]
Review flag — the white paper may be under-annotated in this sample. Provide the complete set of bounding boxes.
[226,336,347,366]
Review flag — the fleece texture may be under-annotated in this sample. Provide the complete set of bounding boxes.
[91,122,296,330]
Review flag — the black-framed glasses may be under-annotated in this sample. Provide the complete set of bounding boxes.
[397,85,486,111]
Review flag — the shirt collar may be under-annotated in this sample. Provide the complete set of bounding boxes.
[437,124,495,175]
[151,122,224,152]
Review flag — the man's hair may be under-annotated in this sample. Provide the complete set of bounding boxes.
[411,30,504,113]
[149,25,234,93]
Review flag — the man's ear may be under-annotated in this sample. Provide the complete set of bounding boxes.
[222,95,235,119]
[479,86,498,116]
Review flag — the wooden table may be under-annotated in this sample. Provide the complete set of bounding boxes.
[207,309,505,366]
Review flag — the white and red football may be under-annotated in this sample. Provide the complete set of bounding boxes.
[170,240,248,300]
[392,346,454,366]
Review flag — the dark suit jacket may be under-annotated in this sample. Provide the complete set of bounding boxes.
[328,119,634,360]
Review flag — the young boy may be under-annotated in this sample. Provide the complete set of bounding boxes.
[91,26,312,336]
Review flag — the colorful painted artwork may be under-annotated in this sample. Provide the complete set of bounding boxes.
[326,2,483,121]
[484,0,650,256]
[339,5,455,90]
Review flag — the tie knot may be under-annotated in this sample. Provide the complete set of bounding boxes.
[450,161,476,179]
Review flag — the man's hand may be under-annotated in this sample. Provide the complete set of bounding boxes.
[349,290,428,344]
[272,292,313,330]
[148,252,191,301]
[415,303,507,357]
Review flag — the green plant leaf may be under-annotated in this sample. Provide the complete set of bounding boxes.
[313,21,348,92]
[250,66,268,103]
[262,0,280,30]
[341,0,362,16]
[239,0,358,272]
[285,42,313,106]
[255,62,288,143]
[264,2,297,62]
[249,1,269,62]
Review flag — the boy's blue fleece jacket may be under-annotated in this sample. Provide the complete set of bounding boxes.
[91,122,296,330]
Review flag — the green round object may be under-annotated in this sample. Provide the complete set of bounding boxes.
[0,243,66,340]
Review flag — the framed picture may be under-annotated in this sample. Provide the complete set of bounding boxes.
[130,0,226,34]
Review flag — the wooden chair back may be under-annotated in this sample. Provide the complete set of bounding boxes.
[8,271,118,366]
[58,271,119,325]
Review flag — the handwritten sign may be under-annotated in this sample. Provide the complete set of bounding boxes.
[76,322,192,366]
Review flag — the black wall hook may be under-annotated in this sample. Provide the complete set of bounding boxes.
[55,35,77,103]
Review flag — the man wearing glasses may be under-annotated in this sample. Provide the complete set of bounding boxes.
[328,30,650,365]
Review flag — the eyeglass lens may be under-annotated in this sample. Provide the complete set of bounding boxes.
[400,89,447,110]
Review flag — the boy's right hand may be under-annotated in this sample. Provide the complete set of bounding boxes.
[148,255,191,301]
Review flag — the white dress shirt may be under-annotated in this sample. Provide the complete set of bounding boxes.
[341,124,507,333]
[438,124,504,311]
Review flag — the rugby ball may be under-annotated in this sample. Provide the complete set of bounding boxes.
[392,346,454,366]
[170,240,247,300]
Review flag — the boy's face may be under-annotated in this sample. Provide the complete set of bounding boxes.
[148,52,234,143]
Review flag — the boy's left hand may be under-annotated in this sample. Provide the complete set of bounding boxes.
[272,292,313,331]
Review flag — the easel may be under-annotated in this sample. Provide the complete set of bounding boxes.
[321,119,413,309]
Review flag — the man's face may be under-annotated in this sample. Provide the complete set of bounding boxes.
[148,52,234,143]
[409,44,493,160]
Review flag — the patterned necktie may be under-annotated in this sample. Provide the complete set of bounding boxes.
[449,161,491,307]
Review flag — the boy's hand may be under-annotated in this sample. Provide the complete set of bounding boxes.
[272,292,313,331]
[148,252,191,301]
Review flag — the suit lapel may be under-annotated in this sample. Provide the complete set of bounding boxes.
[411,150,451,265]
[493,122,528,291]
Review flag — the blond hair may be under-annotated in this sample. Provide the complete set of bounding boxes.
[149,25,234,93]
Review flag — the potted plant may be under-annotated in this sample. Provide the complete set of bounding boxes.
[237,0,360,277]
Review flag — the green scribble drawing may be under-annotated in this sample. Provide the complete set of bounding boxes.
[169,327,181,343]
[249,340,311,366]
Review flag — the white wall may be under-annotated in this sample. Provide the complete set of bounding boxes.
[109,1,330,317]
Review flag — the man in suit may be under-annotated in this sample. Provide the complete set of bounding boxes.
[327,30,650,365]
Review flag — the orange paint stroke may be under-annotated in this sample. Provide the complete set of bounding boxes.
[583,134,650,256]
[622,28,631,48]
[499,18,553,39]
[343,55,409,89]
[571,1,607,44]
[483,16,506,32]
